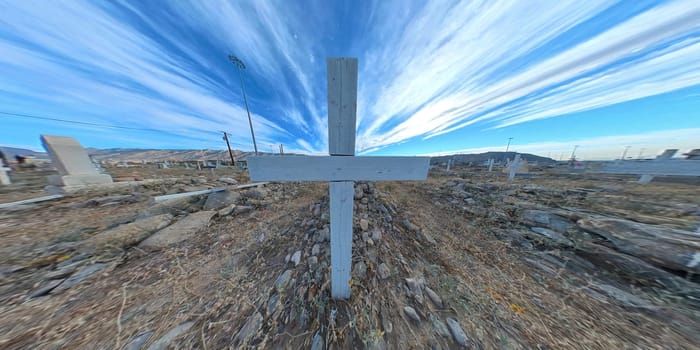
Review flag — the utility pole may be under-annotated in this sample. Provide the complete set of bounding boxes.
[505,137,513,153]
[620,145,631,161]
[221,131,236,166]
[637,148,645,160]
[228,55,258,155]
[570,145,579,161]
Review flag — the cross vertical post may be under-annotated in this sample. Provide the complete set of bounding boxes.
[326,58,358,298]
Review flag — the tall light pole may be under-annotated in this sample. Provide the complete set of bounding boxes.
[228,54,258,155]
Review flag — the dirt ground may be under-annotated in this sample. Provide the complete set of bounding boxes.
[0,165,698,349]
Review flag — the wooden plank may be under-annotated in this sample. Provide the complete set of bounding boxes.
[329,181,353,299]
[153,182,268,202]
[0,194,64,209]
[601,160,700,177]
[327,58,358,156]
[247,156,430,181]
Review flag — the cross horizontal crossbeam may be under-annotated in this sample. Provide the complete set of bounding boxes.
[247,155,430,182]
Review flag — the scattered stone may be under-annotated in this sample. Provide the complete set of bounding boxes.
[354,185,364,199]
[353,261,367,279]
[274,270,293,290]
[84,214,173,251]
[311,244,320,256]
[290,250,302,266]
[45,261,81,279]
[51,263,106,294]
[218,177,238,185]
[377,263,391,279]
[284,253,291,263]
[27,279,64,299]
[403,306,420,322]
[420,231,437,245]
[146,322,194,350]
[218,204,236,216]
[430,314,450,338]
[424,286,443,308]
[203,190,241,210]
[233,205,253,215]
[268,294,280,315]
[308,256,318,269]
[446,318,468,346]
[313,204,321,217]
[367,336,387,350]
[362,231,370,242]
[367,238,375,246]
[361,197,369,205]
[233,312,263,346]
[316,227,330,242]
[401,219,420,232]
[126,331,153,350]
[311,331,324,350]
[405,278,424,304]
[138,211,216,249]
[371,230,382,241]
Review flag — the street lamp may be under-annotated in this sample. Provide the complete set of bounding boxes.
[228,54,258,155]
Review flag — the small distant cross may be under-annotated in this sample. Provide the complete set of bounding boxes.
[248,58,429,299]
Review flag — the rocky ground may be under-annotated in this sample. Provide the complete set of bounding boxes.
[0,165,698,349]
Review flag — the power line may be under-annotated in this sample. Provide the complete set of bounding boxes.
[0,111,218,136]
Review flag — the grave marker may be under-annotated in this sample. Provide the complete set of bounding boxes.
[0,166,11,185]
[601,149,700,183]
[487,159,494,172]
[40,135,113,187]
[247,58,429,299]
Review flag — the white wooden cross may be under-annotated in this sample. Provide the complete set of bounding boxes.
[0,166,11,185]
[247,58,430,299]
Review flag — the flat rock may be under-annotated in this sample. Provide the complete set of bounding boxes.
[430,314,450,338]
[146,322,194,350]
[446,318,468,346]
[377,263,391,279]
[52,263,106,294]
[218,177,238,185]
[424,286,443,308]
[275,270,293,290]
[84,214,173,251]
[529,227,574,247]
[125,331,153,350]
[577,216,700,274]
[28,279,64,299]
[290,250,302,266]
[311,244,320,256]
[234,312,263,346]
[405,278,424,304]
[360,219,369,231]
[138,211,216,249]
[203,190,240,210]
[403,306,420,322]
[371,230,382,241]
[353,261,367,279]
[218,204,236,216]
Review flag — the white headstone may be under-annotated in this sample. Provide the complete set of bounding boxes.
[40,135,113,187]
[487,159,494,172]
[247,58,429,299]
[0,166,11,185]
[508,155,521,181]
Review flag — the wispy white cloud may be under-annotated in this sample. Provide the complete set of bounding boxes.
[357,0,700,151]
[420,128,700,160]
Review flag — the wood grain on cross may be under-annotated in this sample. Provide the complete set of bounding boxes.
[247,58,429,299]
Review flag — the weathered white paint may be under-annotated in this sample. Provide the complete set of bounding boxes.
[247,156,429,182]
[327,58,358,156]
[329,181,353,298]
[508,154,521,181]
[0,194,64,209]
[0,167,10,185]
[248,58,428,299]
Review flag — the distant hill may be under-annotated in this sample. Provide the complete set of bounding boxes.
[0,146,49,159]
[86,148,277,162]
[430,151,556,165]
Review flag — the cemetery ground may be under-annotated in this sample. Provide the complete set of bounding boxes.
[0,165,698,349]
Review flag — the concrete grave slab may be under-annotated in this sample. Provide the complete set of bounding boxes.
[41,135,113,187]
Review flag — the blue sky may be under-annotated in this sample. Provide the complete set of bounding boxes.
[1,0,699,160]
